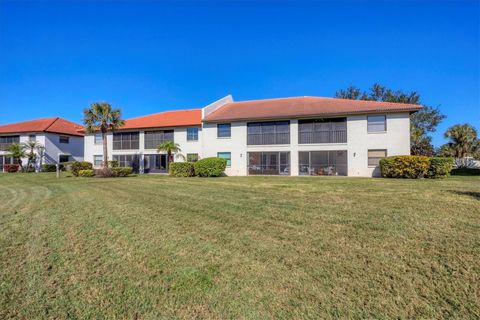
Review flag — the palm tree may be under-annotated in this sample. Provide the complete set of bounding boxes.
[36,145,45,171]
[442,124,478,158]
[22,140,43,172]
[83,102,124,168]
[6,143,25,171]
[157,141,182,165]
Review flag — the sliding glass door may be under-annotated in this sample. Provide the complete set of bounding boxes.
[299,150,348,176]
[248,152,290,175]
[144,154,167,173]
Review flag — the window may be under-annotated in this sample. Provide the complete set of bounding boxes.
[217,152,231,167]
[112,154,140,172]
[94,133,103,145]
[247,121,290,145]
[94,155,103,166]
[144,130,173,149]
[187,128,199,141]
[0,135,20,150]
[29,134,36,142]
[113,132,140,150]
[187,153,199,162]
[298,118,347,144]
[367,115,386,133]
[368,149,387,167]
[59,136,69,144]
[59,155,70,163]
[217,123,231,138]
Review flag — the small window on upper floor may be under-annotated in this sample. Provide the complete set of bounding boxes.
[59,136,70,144]
[29,134,36,142]
[187,128,199,141]
[94,133,103,145]
[217,123,231,138]
[367,115,386,133]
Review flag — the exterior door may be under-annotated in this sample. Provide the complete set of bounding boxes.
[144,154,167,173]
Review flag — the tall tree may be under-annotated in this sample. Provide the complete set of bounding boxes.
[6,143,25,171]
[439,124,479,158]
[83,102,125,168]
[335,83,445,156]
[22,140,43,172]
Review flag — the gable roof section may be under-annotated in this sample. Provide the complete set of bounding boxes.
[120,109,202,130]
[0,117,84,136]
[203,96,422,122]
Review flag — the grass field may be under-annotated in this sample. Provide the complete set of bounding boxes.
[0,173,479,319]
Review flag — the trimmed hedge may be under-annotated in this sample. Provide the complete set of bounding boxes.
[78,169,95,177]
[380,155,430,179]
[169,162,195,177]
[427,157,453,178]
[194,157,227,177]
[42,163,65,172]
[112,167,133,177]
[4,164,19,173]
[71,161,93,176]
[108,160,119,168]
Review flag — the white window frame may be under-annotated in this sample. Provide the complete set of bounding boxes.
[94,133,103,145]
[367,115,387,133]
[93,155,103,167]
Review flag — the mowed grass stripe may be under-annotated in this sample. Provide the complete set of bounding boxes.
[0,173,478,319]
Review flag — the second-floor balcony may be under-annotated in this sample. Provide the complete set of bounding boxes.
[298,118,347,144]
[0,135,20,151]
[247,121,290,145]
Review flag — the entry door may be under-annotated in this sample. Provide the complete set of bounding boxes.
[0,156,3,171]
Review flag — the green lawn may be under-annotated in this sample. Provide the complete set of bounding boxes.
[0,173,479,319]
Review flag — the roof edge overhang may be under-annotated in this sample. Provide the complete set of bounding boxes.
[202,107,422,123]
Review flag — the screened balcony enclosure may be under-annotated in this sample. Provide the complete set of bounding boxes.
[0,135,20,151]
[298,118,347,144]
[299,150,348,176]
[247,121,290,145]
[248,152,290,175]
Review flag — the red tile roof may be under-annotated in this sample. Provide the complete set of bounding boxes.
[0,117,84,136]
[120,109,202,130]
[203,96,422,122]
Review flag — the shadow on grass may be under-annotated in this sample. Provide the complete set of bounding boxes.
[450,190,480,200]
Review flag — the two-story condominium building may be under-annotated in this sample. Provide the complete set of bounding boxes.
[0,117,84,172]
[84,95,421,177]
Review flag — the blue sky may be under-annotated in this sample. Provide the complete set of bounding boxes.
[0,0,478,146]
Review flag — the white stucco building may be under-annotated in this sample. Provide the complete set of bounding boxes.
[83,95,421,177]
[0,117,84,172]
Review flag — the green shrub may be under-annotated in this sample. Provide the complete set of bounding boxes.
[94,168,116,178]
[427,157,453,178]
[78,169,95,177]
[169,162,195,177]
[42,163,65,172]
[451,168,480,176]
[380,155,430,179]
[112,167,133,177]
[108,160,119,168]
[194,157,227,177]
[71,161,93,176]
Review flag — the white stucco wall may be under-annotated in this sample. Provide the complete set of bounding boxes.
[82,112,411,177]
[1,132,84,171]
[84,127,202,171]
[200,112,411,177]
